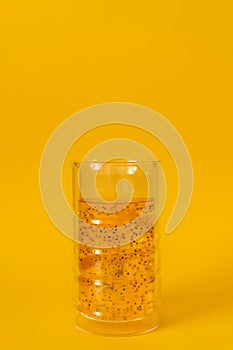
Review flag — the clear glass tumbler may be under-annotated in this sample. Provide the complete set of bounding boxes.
[72,160,161,336]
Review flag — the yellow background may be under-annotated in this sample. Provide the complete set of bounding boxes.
[1,0,233,348]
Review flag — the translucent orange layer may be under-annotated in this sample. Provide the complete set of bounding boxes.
[73,199,160,321]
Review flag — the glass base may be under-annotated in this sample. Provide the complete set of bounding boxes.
[74,311,160,336]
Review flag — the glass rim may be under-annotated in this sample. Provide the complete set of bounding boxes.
[73,160,160,166]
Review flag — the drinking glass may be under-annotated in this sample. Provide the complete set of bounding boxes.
[72,160,161,336]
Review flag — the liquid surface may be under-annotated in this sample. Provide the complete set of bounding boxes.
[73,199,160,321]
